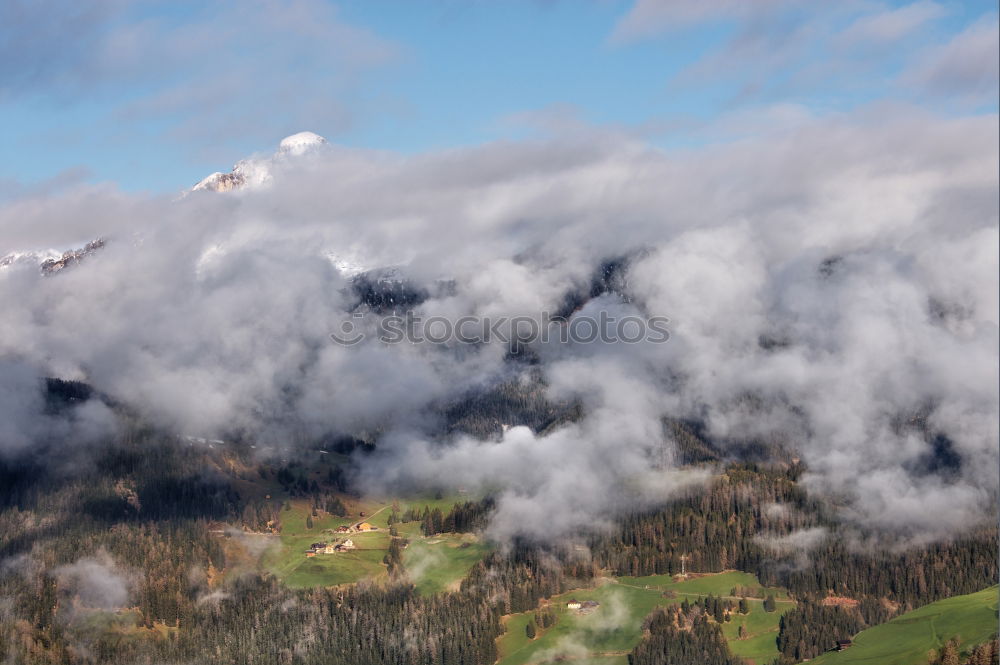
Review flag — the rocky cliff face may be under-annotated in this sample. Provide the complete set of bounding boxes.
[191,170,247,193]
[39,239,106,274]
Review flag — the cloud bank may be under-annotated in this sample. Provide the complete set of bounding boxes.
[0,104,996,543]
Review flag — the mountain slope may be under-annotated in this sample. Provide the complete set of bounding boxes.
[812,586,999,665]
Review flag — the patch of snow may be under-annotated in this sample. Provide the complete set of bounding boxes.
[192,172,228,192]
[278,131,328,156]
[368,266,405,283]
[325,251,370,277]
[0,245,97,273]
[232,158,273,189]
[0,249,60,270]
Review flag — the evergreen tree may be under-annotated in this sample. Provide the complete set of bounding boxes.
[325,496,348,516]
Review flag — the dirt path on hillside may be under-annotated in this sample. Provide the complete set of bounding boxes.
[358,506,387,525]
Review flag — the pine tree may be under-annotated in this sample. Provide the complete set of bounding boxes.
[763,594,776,612]
[525,621,536,639]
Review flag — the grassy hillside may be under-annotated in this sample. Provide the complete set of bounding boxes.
[497,571,795,665]
[403,533,491,595]
[812,586,999,665]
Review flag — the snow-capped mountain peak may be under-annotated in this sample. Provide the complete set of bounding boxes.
[192,131,329,193]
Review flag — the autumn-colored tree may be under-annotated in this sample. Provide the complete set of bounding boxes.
[940,638,960,665]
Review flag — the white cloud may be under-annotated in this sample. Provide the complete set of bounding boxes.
[609,0,799,44]
[55,553,130,610]
[0,107,996,543]
[836,1,945,47]
[902,16,999,102]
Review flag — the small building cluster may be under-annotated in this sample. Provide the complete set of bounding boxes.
[305,538,355,556]
[331,521,378,535]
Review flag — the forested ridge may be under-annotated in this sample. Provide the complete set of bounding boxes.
[589,463,997,660]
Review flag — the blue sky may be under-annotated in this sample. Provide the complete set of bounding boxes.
[1,0,996,192]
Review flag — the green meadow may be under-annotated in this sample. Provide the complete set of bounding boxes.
[722,597,796,664]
